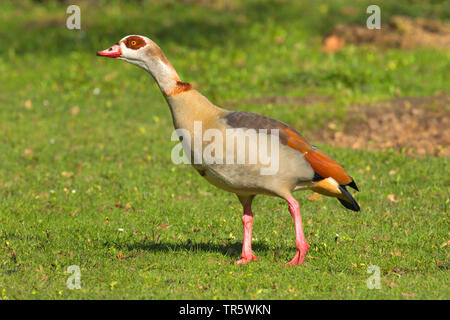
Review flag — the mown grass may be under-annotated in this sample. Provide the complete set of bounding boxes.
[0,0,448,299]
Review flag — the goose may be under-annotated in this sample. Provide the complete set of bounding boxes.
[97,35,360,266]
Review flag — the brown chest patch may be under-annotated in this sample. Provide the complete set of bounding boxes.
[168,81,193,96]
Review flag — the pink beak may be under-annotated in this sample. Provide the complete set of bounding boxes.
[97,44,121,58]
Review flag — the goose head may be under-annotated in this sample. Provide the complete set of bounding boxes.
[97,35,160,69]
[97,35,181,95]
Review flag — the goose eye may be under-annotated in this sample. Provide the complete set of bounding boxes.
[124,37,145,49]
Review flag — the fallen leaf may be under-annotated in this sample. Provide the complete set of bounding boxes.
[387,194,400,203]
[390,248,402,257]
[440,240,450,248]
[307,193,323,201]
[70,106,80,116]
[157,224,169,230]
[115,202,124,208]
[322,35,345,53]
[24,100,32,110]
[77,162,83,175]
[327,122,337,130]
[61,171,74,178]
[388,281,397,288]
[435,259,449,269]
[22,149,34,157]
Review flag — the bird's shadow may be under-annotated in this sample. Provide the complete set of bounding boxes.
[106,240,287,259]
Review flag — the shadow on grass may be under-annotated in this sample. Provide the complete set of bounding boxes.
[106,240,287,259]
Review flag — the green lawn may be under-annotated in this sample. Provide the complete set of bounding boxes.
[0,0,448,299]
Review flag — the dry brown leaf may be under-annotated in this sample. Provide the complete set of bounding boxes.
[390,249,402,257]
[435,259,447,268]
[24,100,32,110]
[388,281,398,288]
[440,240,450,248]
[327,122,337,130]
[61,171,74,178]
[387,194,401,203]
[115,202,124,208]
[22,149,34,157]
[307,193,323,201]
[39,192,49,198]
[322,35,345,53]
[70,106,80,116]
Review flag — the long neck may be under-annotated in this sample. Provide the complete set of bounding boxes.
[143,56,181,96]
[141,52,226,130]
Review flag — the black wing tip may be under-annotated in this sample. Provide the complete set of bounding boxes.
[347,179,359,192]
[338,185,360,212]
[313,172,324,182]
[338,198,360,212]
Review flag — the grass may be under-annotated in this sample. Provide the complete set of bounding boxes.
[0,0,449,299]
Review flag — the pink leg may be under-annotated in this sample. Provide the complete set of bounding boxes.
[285,196,310,266]
[236,203,258,264]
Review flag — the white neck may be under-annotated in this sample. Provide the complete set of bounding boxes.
[140,57,181,96]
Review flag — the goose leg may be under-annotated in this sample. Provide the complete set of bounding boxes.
[236,196,258,264]
[285,196,310,266]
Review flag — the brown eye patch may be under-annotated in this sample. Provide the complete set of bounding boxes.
[123,36,146,50]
